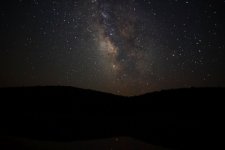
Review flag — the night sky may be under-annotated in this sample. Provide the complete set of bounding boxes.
[1,0,225,96]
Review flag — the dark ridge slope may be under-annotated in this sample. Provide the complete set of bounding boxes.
[0,86,224,149]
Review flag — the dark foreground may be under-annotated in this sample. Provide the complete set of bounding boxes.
[0,86,224,149]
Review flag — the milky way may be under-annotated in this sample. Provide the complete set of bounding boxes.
[0,0,225,96]
[91,0,154,95]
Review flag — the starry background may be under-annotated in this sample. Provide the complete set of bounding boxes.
[0,0,225,96]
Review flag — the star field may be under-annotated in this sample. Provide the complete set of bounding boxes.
[0,0,225,96]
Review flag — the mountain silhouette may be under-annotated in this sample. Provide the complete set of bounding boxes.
[0,86,224,149]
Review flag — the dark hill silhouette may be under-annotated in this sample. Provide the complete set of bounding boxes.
[0,86,224,149]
